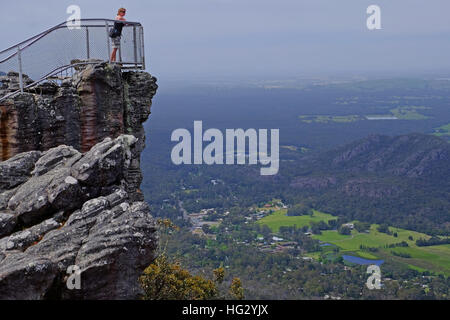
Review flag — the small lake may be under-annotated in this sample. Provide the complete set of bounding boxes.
[343,255,384,266]
[320,243,333,247]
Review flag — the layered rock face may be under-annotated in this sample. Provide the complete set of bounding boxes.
[0,63,158,299]
[0,62,158,200]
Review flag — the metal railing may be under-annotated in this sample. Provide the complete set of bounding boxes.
[0,19,146,102]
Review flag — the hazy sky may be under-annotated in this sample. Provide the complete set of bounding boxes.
[3,0,450,80]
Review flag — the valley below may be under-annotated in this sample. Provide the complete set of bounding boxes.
[141,78,450,299]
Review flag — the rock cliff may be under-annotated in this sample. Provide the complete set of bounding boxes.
[0,63,158,299]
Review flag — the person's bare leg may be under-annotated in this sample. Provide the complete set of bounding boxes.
[111,48,117,62]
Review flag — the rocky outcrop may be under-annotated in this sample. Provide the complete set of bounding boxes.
[0,62,158,200]
[0,63,158,299]
[0,136,158,300]
[0,72,34,97]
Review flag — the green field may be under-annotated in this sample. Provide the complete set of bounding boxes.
[300,106,431,124]
[281,145,298,151]
[390,106,430,120]
[313,225,450,275]
[366,106,431,121]
[433,123,450,137]
[259,209,450,275]
[183,189,199,194]
[299,115,362,123]
[314,225,428,251]
[257,209,336,232]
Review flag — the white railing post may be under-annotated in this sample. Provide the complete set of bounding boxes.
[133,26,138,69]
[105,21,111,63]
[86,27,90,59]
[140,26,146,70]
[119,40,122,63]
[17,46,23,93]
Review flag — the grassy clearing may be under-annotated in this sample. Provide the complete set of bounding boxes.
[433,123,450,136]
[367,106,431,121]
[314,225,449,275]
[408,264,428,273]
[314,225,418,251]
[390,106,430,120]
[259,208,450,275]
[299,106,431,124]
[257,209,336,233]
[183,189,199,194]
[281,145,298,151]
[355,251,379,260]
[299,115,362,123]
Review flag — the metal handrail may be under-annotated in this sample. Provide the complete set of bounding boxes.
[0,19,142,55]
[0,18,145,102]
[0,62,97,102]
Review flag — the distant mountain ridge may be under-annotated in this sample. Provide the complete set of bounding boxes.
[320,133,450,180]
[287,133,450,234]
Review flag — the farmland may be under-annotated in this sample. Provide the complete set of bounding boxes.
[257,209,336,232]
[299,106,431,124]
[259,209,450,275]
[314,225,450,275]
[433,123,450,137]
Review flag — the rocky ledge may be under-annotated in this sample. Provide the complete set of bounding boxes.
[0,63,158,299]
[1,62,158,201]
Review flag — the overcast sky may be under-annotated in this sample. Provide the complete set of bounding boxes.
[3,0,450,81]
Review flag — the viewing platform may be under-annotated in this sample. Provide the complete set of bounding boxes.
[0,19,146,102]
